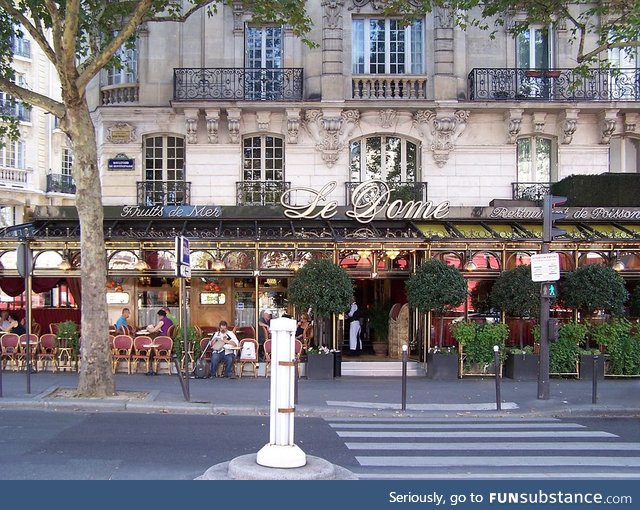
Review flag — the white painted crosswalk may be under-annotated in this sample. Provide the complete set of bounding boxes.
[326,417,640,480]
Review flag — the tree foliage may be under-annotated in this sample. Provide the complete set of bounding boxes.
[287,259,353,318]
[406,258,467,314]
[562,264,629,317]
[383,0,640,67]
[490,264,539,318]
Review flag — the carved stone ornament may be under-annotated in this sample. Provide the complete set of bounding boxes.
[227,108,242,144]
[379,109,397,129]
[322,0,344,30]
[533,112,547,133]
[559,109,579,145]
[413,110,470,167]
[256,111,271,132]
[600,109,619,144]
[286,108,301,144]
[204,109,220,144]
[184,109,199,144]
[106,122,137,144]
[304,109,360,167]
[624,113,638,134]
[434,6,454,29]
[349,0,422,12]
[504,109,524,144]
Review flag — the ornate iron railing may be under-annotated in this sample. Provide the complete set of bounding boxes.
[469,68,640,101]
[137,181,191,206]
[174,68,303,101]
[46,173,76,194]
[512,182,551,202]
[345,181,428,205]
[0,99,31,122]
[236,181,291,205]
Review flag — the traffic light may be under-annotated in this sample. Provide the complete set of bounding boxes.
[548,318,560,342]
[543,195,567,242]
[541,282,558,298]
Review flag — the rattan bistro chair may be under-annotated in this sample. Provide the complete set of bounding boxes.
[237,338,259,378]
[111,334,134,374]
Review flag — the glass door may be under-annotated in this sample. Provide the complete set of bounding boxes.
[245,26,283,99]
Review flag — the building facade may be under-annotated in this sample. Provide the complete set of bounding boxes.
[2,2,640,361]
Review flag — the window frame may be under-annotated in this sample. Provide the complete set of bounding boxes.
[349,134,421,183]
[242,134,285,182]
[516,135,557,184]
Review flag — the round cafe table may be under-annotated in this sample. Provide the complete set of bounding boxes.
[141,339,161,376]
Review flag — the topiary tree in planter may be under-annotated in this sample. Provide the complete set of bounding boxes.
[406,258,467,347]
[562,264,628,318]
[288,258,353,349]
[490,265,540,349]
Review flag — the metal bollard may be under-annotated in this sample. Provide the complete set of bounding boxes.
[592,355,599,404]
[494,345,501,411]
[401,344,408,411]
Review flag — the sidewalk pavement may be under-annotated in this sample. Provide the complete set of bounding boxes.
[0,370,639,418]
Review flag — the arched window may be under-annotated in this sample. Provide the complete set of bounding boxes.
[516,136,557,201]
[142,135,186,206]
[350,135,420,182]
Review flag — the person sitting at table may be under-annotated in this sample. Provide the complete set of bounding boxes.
[207,320,239,378]
[147,309,173,336]
[3,312,26,335]
[115,307,131,334]
[161,306,178,325]
[0,310,11,331]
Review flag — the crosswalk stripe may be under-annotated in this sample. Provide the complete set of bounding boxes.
[356,456,640,467]
[336,430,616,438]
[344,441,637,450]
[330,422,586,429]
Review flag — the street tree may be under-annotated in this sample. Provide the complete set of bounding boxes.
[562,263,629,318]
[0,1,312,397]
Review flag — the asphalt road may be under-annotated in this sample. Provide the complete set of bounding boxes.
[1,410,639,480]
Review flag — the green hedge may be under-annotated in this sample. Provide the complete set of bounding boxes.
[551,174,640,207]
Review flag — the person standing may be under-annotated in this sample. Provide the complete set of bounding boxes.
[347,300,362,355]
[207,320,239,378]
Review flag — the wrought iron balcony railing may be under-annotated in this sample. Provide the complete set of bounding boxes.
[0,99,31,122]
[469,68,640,102]
[174,68,303,101]
[137,181,191,206]
[236,181,291,205]
[512,182,551,202]
[46,173,76,194]
[345,181,428,206]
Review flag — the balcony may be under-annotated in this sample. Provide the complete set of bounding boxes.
[469,68,640,102]
[100,83,139,105]
[46,173,76,194]
[351,75,427,99]
[174,68,303,101]
[345,181,428,205]
[0,166,30,189]
[236,181,291,205]
[512,182,551,202]
[137,181,191,206]
[0,99,31,122]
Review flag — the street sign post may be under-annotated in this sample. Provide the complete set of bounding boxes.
[174,236,191,401]
[531,252,560,282]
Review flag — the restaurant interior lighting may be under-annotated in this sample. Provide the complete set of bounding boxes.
[211,246,226,271]
[135,258,150,271]
[58,245,72,271]
[612,252,625,272]
[463,250,477,272]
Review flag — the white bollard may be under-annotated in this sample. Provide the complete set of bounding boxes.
[256,317,306,468]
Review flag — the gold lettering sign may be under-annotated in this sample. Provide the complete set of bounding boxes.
[281,180,450,223]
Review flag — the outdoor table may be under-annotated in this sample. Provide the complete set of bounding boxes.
[143,341,161,376]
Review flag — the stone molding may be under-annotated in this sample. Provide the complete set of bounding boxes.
[413,109,470,167]
[304,109,360,167]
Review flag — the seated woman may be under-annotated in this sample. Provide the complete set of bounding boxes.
[3,312,26,335]
[295,313,311,342]
[146,309,173,336]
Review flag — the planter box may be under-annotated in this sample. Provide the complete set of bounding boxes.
[462,361,500,377]
[426,352,459,380]
[504,354,539,381]
[579,355,604,380]
[306,353,334,380]
[333,351,342,377]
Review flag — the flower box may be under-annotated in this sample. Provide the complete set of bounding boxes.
[504,353,539,381]
[426,352,459,380]
[306,353,334,379]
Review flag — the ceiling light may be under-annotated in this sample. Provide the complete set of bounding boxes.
[135,259,150,271]
[58,258,71,271]
[211,259,226,271]
[612,260,625,272]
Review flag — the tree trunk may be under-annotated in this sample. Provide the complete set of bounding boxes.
[66,103,115,397]
[518,318,524,349]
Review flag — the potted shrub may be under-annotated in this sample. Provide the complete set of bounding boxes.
[550,322,585,376]
[56,320,80,354]
[453,321,508,376]
[406,259,467,379]
[591,318,640,377]
[367,302,391,356]
[305,345,335,379]
[490,265,540,379]
[288,259,352,370]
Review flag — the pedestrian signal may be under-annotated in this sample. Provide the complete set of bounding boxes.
[541,282,558,298]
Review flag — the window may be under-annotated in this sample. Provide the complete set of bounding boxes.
[143,135,186,206]
[106,39,138,85]
[517,26,553,69]
[62,148,73,176]
[0,139,25,169]
[0,74,30,122]
[352,19,424,74]
[243,135,284,182]
[609,45,639,100]
[517,136,556,183]
[349,135,419,183]
[610,137,640,173]
[10,34,30,58]
[245,27,283,100]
